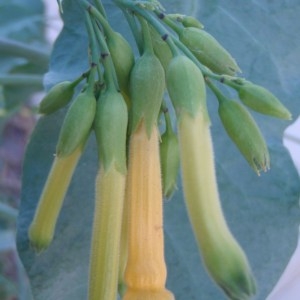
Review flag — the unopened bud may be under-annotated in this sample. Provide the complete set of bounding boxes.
[181,15,204,29]
[237,82,292,120]
[56,89,96,157]
[108,31,135,98]
[179,27,241,75]
[39,81,75,115]
[218,98,270,175]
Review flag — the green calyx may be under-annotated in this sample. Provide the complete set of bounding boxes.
[39,71,88,115]
[178,27,241,76]
[56,88,96,157]
[218,98,270,175]
[166,55,209,122]
[160,111,180,198]
[94,87,128,175]
[39,81,75,115]
[237,81,292,120]
[129,51,165,137]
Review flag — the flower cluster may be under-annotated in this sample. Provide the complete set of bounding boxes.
[28,0,291,299]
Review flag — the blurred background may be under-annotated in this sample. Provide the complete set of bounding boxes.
[0,1,60,299]
[0,1,299,299]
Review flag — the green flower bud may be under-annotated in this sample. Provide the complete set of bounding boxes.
[89,7,134,99]
[218,98,270,175]
[167,14,204,29]
[129,51,165,136]
[166,55,209,121]
[56,89,96,157]
[237,81,292,120]
[94,88,128,174]
[160,114,180,198]
[107,31,135,98]
[181,15,204,29]
[39,81,75,115]
[178,27,241,75]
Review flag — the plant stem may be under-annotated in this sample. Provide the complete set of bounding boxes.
[80,0,114,36]
[70,70,91,89]
[85,11,99,66]
[122,8,143,54]
[138,16,153,55]
[90,17,119,91]
[84,10,102,88]
[157,12,182,35]
[205,77,228,104]
[94,0,107,19]
[114,0,179,56]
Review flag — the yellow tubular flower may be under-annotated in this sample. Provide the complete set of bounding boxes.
[123,121,174,300]
[88,165,126,300]
[166,54,255,299]
[90,85,128,299]
[29,143,84,252]
[178,111,256,299]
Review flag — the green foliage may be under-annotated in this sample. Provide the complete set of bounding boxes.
[0,1,48,299]
[0,0,49,119]
[17,1,300,299]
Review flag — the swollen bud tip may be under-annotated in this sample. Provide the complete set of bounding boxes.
[107,31,135,98]
[218,98,270,174]
[237,82,292,120]
[56,89,96,157]
[179,27,241,76]
[39,81,75,115]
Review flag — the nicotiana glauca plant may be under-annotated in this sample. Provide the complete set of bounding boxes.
[19,0,296,299]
